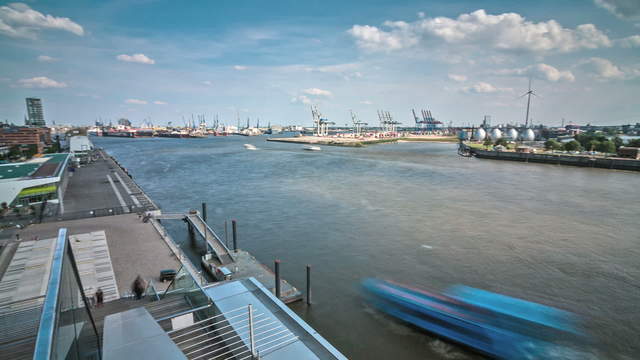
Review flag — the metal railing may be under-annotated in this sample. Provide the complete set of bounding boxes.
[167,304,298,360]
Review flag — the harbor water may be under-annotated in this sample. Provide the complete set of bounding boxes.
[94,135,639,360]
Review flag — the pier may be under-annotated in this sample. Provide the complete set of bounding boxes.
[267,134,458,147]
[468,147,640,171]
[156,212,303,303]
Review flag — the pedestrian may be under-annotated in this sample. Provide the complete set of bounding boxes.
[132,275,145,300]
[95,288,104,307]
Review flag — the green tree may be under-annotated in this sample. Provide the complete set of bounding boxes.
[604,128,618,136]
[586,140,599,152]
[483,137,493,149]
[563,140,582,152]
[494,138,508,147]
[544,139,562,150]
[613,137,624,149]
[628,139,640,147]
[596,140,616,154]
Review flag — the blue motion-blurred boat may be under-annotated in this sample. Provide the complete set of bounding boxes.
[362,279,582,359]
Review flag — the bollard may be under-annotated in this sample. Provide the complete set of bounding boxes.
[201,202,207,222]
[275,260,281,299]
[232,220,238,252]
[187,222,196,244]
[224,220,228,248]
[306,265,312,305]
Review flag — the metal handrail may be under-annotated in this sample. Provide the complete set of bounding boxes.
[144,279,160,301]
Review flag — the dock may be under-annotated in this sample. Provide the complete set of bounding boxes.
[469,147,640,171]
[156,212,303,303]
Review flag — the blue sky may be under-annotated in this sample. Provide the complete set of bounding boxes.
[1,0,639,127]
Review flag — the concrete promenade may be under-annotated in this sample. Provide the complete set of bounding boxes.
[15,214,180,295]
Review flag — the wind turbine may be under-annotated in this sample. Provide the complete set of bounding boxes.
[520,78,537,128]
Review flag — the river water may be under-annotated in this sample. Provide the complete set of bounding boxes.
[94,135,639,360]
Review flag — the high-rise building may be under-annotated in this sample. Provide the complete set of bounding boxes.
[25,97,45,127]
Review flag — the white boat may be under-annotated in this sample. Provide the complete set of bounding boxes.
[244,144,257,150]
[303,145,321,151]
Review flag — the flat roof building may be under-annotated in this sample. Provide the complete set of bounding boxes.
[0,153,70,212]
[0,127,51,155]
[26,98,45,127]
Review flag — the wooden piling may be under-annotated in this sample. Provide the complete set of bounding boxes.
[275,260,281,299]
[232,220,238,252]
[202,202,207,222]
[306,265,312,305]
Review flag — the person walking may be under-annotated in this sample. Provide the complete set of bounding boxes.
[95,288,104,307]
[132,275,146,300]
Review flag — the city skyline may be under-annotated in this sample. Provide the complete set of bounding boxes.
[1,0,639,127]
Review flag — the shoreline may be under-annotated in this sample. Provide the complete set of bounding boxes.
[267,135,458,147]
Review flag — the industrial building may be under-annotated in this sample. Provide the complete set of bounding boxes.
[25,98,45,127]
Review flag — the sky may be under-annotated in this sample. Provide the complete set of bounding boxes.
[0,0,639,127]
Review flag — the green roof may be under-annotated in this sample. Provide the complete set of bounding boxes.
[42,153,70,164]
[0,153,70,180]
[0,163,41,179]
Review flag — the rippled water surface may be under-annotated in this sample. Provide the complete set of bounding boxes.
[94,135,639,360]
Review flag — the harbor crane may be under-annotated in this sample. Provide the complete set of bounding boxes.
[412,109,443,132]
[311,105,333,136]
[350,110,367,136]
[377,110,400,133]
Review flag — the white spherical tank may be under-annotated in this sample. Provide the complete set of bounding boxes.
[522,128,535,141]
[474,128,486,141]
[490,128,502,140]
[506,128,518,140]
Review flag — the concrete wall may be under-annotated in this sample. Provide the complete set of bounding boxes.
[473,150,640,171]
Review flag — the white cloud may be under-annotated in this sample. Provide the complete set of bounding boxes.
[495,63,575,82]
[153,100,167,105]
[580,57,625,79]
[462,82,511,94]
[305,63,363,80]
[448,74,467,82]
[617,34,640,47]
[233,65,247,70]
[17,76,66,88]
[290,95,312,105]
[202,80,213,86]
[117,54,155,64]
[303,88,332,97]
[0,3,84,39]
[349,9,611,54]
[125,99,147,105]
[37,55,57,62]
[360,100,373,105]
[594,0,640,20]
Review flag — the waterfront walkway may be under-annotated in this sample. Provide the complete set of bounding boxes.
[14,214,181,295]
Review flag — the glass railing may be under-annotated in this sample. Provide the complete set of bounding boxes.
[33,228,101,360]
[161,265,211,313]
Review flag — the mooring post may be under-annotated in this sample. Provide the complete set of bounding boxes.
[224,220,228,248]
[306,265,312,305]
[275,260,281,299]
[201,202,207,222]
[187,221,195,244]
[232,220,238,252]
